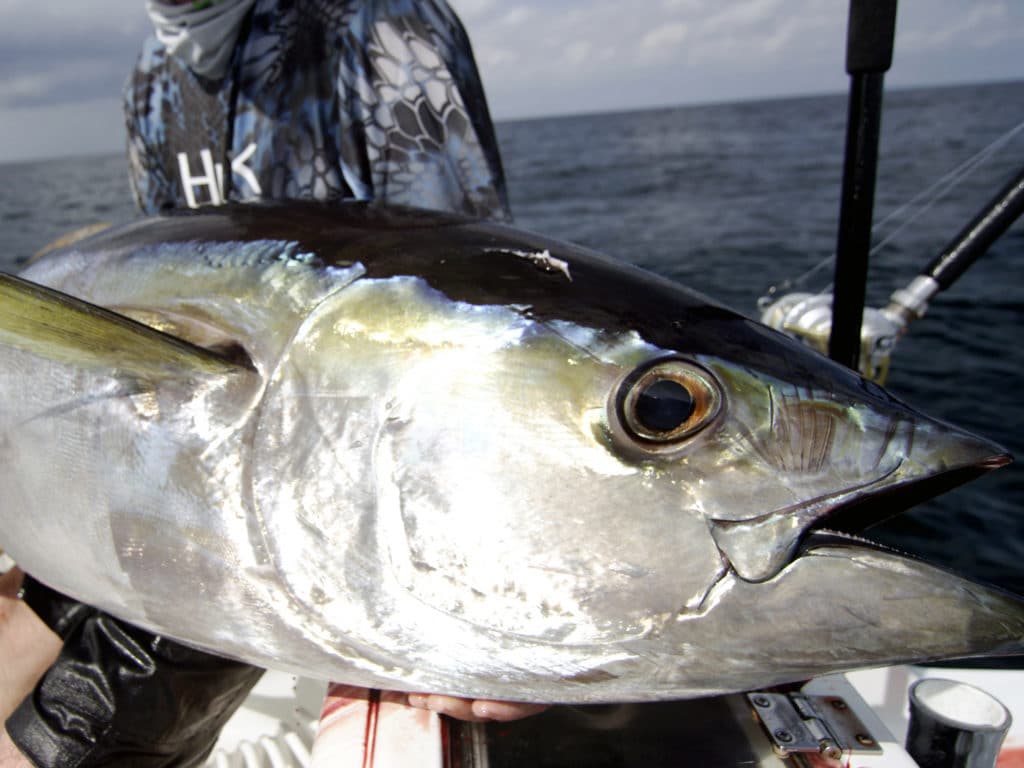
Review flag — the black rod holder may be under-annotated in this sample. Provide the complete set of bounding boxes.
[828,0,898,370]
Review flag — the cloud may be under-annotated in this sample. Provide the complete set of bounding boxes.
[562,40,592,67]
[0,1,149,108]
[447,0,500,23]
[0,54,132,109]
[898,1,1024,53]
[701,0,785,35]
[450,0,847,116]
[496,6,533,27]
[0,97,125,163]
[450,0,1024,121]
[640,22,688,55]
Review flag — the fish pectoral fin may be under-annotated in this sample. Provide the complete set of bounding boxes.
[0,272,255,384]
[709,514,804,582]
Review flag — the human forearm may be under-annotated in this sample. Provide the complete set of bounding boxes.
[0,567,60,767]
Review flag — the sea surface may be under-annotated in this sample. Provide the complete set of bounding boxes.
[2,80,1023,593]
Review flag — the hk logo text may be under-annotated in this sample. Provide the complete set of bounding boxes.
[176,143,262,208]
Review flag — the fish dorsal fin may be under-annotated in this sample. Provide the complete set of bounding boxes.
[0,272,255,383]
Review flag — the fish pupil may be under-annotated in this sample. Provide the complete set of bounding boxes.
[634,379,695,433]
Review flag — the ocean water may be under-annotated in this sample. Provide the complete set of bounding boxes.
[2,80,1023,593]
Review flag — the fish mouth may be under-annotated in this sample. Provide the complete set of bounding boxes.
[707,447,1023,681]
[709,427,1011,585]
[811,451,1012,538]
[768,527,1024,671]
[665,535,1024,700]
[672,459,1024,695]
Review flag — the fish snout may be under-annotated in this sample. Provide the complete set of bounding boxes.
[705,391,1010,584]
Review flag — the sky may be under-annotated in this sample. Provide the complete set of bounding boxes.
[0,0,1021,163]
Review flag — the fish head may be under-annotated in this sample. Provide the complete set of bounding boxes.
[246,213,1016,697]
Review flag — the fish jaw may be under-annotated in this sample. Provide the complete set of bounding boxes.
[634,533,1024,699]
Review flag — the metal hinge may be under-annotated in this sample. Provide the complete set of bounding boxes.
[746,691,882,760]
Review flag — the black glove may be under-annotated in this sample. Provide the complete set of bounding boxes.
[6,576,264,768]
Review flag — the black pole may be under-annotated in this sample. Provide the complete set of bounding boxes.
[925,166,1024,290]
[828,0,898,370]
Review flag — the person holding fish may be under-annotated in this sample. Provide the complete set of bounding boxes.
[0,1,540,766]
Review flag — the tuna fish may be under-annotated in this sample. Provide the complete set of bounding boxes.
[0,202,1019,703]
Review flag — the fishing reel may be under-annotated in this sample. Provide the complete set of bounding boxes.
[759,275,939,385]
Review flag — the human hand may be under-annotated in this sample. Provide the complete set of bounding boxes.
[311,684,549,764]
[319,685,549,726]
[0,568,61,721]
[4,574,264,768]
[405,693,549,722]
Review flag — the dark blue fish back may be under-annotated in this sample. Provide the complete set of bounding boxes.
[125,0,509,220]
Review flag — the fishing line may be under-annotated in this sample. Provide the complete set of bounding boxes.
[762,117,1024,302]
[868,119,1024,257]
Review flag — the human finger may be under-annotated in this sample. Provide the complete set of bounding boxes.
[406,693,548,722]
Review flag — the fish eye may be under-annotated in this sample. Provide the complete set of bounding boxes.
[634,378,695,433]
[610,358,721,453]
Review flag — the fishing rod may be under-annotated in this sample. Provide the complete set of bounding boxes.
[885,166,1024,326]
